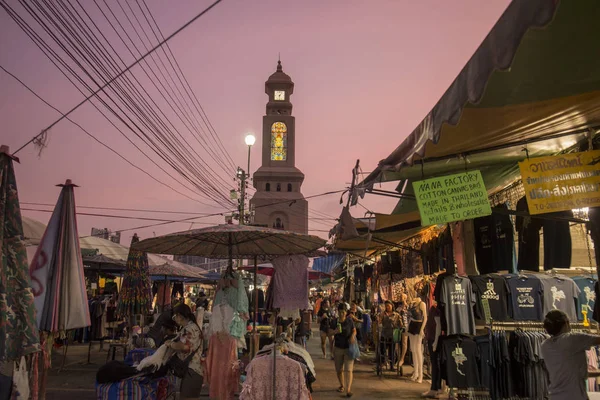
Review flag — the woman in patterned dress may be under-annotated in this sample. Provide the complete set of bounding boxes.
[165,304,204,399]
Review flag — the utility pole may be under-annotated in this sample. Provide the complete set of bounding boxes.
[236,167,247,225]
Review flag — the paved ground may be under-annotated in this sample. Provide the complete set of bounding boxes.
[42,329,431,399]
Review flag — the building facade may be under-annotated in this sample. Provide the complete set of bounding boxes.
[250,61,308,234]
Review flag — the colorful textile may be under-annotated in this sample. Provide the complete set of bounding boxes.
[117,235,152,317]
[176,321,204,376]
[0,150,40,361]
[241,355,310,400]
[206,333,238,400]
[272,255,309,310]
[95,375,176,400]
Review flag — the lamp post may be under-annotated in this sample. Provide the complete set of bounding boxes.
[244,133,259,358]
[243,134,255,225]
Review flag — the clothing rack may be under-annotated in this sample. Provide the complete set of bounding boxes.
[487,319,599,333]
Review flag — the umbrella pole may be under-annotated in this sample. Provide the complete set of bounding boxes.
[162,275,167,312]
[253,255,258,358]
[273,310,278,400]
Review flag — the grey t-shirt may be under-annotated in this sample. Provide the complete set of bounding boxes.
[439,276,476,335]
[540,332,598,400]
[540,276,580,321]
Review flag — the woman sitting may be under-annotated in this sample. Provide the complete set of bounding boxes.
[165,304,204,399]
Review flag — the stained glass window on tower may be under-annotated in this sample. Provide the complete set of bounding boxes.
[270,122,287,161]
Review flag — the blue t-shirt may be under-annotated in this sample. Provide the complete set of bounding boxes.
[572,276,597,321]
[505,274,543,321]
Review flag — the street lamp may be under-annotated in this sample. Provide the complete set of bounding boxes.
[239,134,255,226]
[245,133,256,177]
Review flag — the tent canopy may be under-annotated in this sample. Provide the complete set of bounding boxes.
[360,0,600,203]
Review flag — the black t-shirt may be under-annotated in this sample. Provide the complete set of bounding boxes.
[542,210,572,270]
[474,215,494,274]
[515,196,542,271]
[333,317,355,349]
[318,307,332,332]
[470,274,510,321]
[505,274,543,321]
[491,204,514,272]
[441,335,480,389]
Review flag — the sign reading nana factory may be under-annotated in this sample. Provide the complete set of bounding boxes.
[519,150,600,215]
[413,170,492,226]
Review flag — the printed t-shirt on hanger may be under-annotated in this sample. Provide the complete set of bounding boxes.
[505,274,543,321]
[440,335,480,389]
[572,276,597,321]
[539,275,580,322]
[469,274,510,321]
[438,275,476,335]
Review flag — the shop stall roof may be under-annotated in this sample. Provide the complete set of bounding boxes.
[360,0,600,199]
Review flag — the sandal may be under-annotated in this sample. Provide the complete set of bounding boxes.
[346,392,354,398]
[337,386,345,393]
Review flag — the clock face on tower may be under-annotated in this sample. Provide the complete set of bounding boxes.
[274,90,285,101]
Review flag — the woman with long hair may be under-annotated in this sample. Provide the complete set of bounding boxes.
[165,304,204,399]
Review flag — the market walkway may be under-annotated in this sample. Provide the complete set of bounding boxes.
[306,329,430,399]
[41,329,430,400]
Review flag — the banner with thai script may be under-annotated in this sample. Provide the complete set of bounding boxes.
[412,170,492,226]
[519,150,600,215]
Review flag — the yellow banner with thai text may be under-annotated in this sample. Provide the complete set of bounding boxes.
[519,150,600,215]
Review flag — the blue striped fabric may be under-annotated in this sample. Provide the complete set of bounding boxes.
[312,254,345,274]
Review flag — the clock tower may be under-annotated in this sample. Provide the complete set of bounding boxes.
[249,61,308,234]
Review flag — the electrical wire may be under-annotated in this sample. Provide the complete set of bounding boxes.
[20,202,212,215]
[11,0,223,156]
[3,0,234,207]
[137,0,236,172]
[0,64,224,208]
[21,208,219,224]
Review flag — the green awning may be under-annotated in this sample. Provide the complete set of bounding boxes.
[360,0,600,199]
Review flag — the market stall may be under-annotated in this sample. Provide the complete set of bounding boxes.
[133,223,326,400]
[331,0,600,397]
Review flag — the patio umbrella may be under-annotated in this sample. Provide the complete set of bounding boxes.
[132,224,326,261]
[0,145,40,361]
[133,224,326,400]
[117,234,152,317]
[29,179,90,332]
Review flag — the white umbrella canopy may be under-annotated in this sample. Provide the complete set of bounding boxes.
[132,224,327,259]
[24,222,204,273]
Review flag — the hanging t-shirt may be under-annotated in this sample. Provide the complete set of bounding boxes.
[440,335,480,389]
[438,276,476,335]
[515,196,542,272]
[572,276,597,321]
[474,216,494,274]
[539,275,580,322]
[542,211,573,270]
[272,255,309,310]
[505,274,544,321]
[491,204,515,272]
[469,274,510,322]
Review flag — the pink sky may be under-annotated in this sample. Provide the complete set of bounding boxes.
[0,0,510,244]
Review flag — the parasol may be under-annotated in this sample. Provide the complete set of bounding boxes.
[132,224,326,261]
[0,145,40,361]
[116,234,152,317]
[29,179,90,332]
[134,224,326,400]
